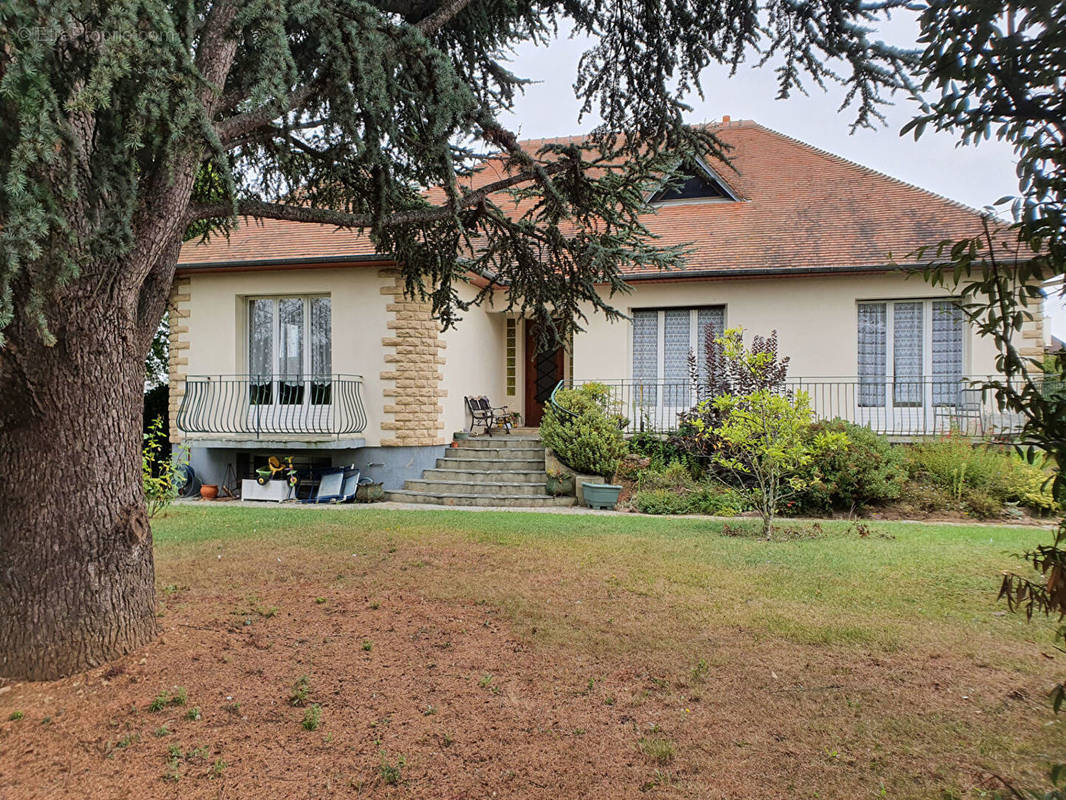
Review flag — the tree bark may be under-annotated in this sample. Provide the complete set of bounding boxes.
[0,284,157,681]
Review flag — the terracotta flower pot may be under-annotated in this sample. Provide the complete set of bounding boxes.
[200,484,219,500]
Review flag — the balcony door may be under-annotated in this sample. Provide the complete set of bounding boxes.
[248,296,332,431]
[856,299,966,434]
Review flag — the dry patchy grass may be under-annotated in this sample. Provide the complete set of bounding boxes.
[0,506,1062,799]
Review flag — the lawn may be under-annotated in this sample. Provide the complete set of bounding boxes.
[1,507,1063,799]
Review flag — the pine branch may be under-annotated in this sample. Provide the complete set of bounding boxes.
[215,86,317,145]
[186,161,565,227]
[416,0,479,34]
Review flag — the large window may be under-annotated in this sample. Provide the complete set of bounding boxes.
[248,296,331,404]
[632,306,726,404]
[857,299,965,408]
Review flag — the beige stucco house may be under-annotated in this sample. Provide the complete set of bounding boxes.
[169,119,1042,495]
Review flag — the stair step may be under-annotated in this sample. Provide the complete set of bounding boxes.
[455,438,543,451]
[424,468,546,483]
[438,457,545,471]
[384,490,575,508]
[404,479,547,497]
[444,447,544,461]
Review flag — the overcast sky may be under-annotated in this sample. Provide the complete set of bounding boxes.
[496,16,1062,338]
[499,15,1018,212]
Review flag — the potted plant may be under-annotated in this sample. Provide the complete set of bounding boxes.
[545,468,575,497]
[539,383,626,509]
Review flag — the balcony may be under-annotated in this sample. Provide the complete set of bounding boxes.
[558,377,1048,439]
[175,374,367,448]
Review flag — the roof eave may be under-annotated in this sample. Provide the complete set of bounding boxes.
[175,253,391,272]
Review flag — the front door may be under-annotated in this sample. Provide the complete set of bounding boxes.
[524,322,565,427]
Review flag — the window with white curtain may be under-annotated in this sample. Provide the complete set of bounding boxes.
[632,307,726,403]
[247,296,332,404]
[857,299,965,408]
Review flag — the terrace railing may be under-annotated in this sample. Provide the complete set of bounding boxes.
[554,376,1058,439]
[175,374,367,437]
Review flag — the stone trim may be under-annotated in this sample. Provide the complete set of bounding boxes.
[378,270,447,447]
[167,276,192,444]
[1017,292,1047,359]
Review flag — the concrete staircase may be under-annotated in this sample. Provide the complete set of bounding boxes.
[385,434,576,508]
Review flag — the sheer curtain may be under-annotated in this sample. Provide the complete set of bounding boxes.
[857,303,886,407]
[663,309,690,405]
[310,297,332,404]
[932,300,964,406]
[892,301,924,406]
[696,306,726,386]
[632,310,659,408]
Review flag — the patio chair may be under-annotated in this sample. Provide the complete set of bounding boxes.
[465,395,510,436]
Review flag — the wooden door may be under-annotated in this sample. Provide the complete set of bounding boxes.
[524,322,565,427]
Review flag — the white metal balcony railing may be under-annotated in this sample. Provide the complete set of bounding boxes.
[554,376,1053,439]
[175,374,367,437]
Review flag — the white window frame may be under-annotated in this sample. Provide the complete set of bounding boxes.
[247,294,331,379]
[858,299,967,378]
[857,298,969,422]
[633,307,728,378]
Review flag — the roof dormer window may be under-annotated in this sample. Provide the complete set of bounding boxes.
[650,157,738,204]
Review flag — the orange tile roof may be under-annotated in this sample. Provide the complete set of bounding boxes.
[178,120,987,276]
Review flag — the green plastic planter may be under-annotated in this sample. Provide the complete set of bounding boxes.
[582,482,622,510]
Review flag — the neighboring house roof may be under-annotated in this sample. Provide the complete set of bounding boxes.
[177,119,987,277]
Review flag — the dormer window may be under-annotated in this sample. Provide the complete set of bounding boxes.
[650,158,738,204]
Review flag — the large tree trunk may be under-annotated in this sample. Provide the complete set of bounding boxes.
[0,290,157,681]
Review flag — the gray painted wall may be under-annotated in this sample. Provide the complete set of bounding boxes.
[347,445,447,490]
[186,443,446,492]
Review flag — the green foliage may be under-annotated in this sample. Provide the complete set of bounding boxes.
[637,733,676,765]
[699,389,815,538]
[379,753,405,786]
[908,7,1066,781]
[0,0,913,348]
[636,460,698,491]
[632,486,745,516]
[673,327,791,461]
[632,489,690,515]
[289,675,311,707]
[904,433,1058,518]
[143,416,186,519]
[540,384,627,480]
[791,420,906,514]
[628,432,693,472]
[302,704,322,731]
[148,687,187,712]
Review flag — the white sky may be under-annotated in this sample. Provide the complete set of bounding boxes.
[496,16,1064,340]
